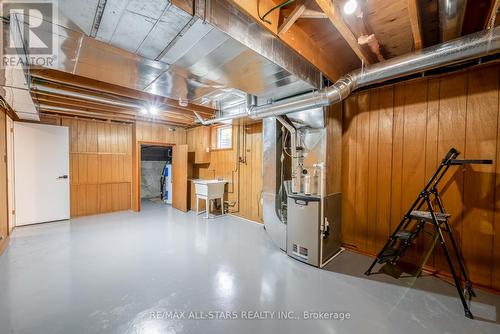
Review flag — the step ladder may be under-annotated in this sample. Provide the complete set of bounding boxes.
[365,148,493,319]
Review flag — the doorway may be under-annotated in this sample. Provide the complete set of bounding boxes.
[140,145,173,205]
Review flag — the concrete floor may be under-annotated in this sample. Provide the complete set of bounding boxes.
[1,201,499,334]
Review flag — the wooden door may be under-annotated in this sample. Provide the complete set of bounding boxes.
[172,144,188,212]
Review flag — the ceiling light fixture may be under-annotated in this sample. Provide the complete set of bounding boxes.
[343,0,358,15]
[149,106,158,115]
[140,106,159,115]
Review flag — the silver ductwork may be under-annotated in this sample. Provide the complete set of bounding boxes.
[262,117,287,250]
[3,0,320,120]
[439,0,468,42]
[197,27,500,125]
[0,13,38,120]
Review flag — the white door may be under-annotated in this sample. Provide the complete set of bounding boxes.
[14,122,70,226]
[6,116,15,231]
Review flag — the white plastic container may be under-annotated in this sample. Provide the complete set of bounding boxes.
[303,171,311,195]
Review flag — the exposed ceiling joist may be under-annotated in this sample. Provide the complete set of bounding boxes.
[34,94,193,122]
[29,69,216,117]
[40,106,141,123]
[39,112,131,125]
[34,95,137,116]
[407,0,423,49]
[27,68,203,127]
[37,98,192,124]
[227,0,344,80]
[278,3,307,36]
[32,90,196,120]
[300,9,327,19]
[39,106,188,127]
[313,0,373,64]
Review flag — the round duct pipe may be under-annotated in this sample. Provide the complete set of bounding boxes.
[197,27,500,125]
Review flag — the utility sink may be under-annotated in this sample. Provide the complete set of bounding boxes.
[193,179,227,218]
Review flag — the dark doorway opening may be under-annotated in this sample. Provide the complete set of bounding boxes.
[140,145,173,205]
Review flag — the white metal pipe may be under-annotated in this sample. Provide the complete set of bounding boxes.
[315,162,326,267]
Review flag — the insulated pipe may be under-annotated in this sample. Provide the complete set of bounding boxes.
[439,0,468,42]
[196,27,500,125]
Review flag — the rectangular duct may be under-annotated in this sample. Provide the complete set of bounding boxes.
[2,0,322,116]
[1,13,38,121]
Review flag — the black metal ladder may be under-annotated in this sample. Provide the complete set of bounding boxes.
[364,147,493,319]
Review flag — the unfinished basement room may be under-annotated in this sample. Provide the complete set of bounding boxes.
[2,0,500,333]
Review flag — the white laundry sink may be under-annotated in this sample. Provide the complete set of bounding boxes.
[193,179,227,218]
[193,179,226,198]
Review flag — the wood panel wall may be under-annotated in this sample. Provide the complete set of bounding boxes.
[340,63,500,291]
[193,122,263,223]
[131,121,186,211]
[237,122,263,222]
[41,115,133,217]
[134,121,187,145]
[326,103,343,195]
[0,106,8,253]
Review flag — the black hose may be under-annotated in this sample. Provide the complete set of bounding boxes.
[258,0,295,24]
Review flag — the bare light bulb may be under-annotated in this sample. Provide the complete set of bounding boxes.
[343,0,358,15]
[149,106,158,115]
[140,108,148,115]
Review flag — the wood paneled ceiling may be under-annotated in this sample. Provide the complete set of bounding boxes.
[234,0,500,81]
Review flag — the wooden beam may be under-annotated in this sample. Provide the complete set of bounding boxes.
[407,0,423,49]
[300,9,327,19]
[40,108,188,127]
[278,4,306,36]
[40,108,136,123]
[36,99,193,125]
[31,78,212,122]
[313,0,373,64]
[486,0,500,29]
[33,93,139,115]
[32,91,195,121]
[226,0,345,80]
[30,68,216,117]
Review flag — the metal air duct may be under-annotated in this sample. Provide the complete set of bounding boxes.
[197,27,500,125]
[439,0,468,42]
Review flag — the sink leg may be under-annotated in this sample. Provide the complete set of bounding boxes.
[206,199,209,219]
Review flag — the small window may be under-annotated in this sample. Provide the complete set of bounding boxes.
[215,126,232,149]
